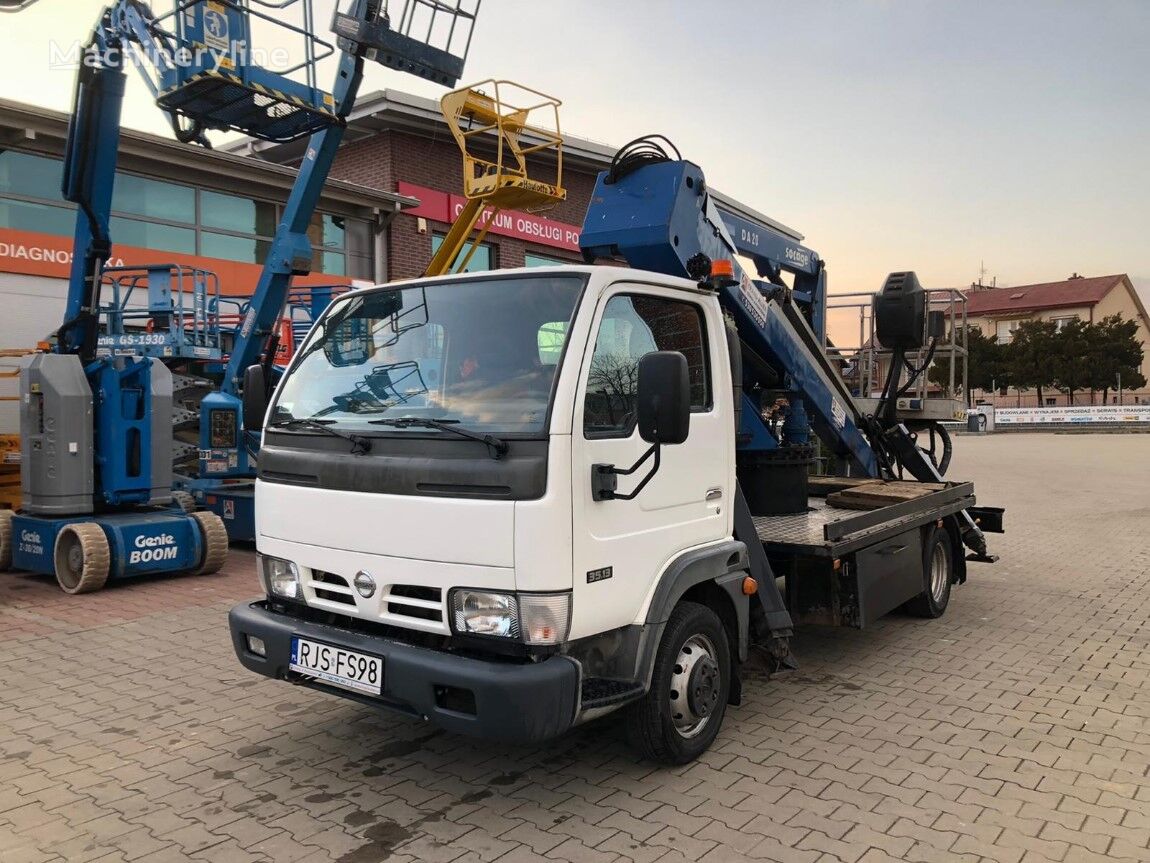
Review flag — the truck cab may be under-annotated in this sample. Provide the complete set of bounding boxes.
[230,263,986,763]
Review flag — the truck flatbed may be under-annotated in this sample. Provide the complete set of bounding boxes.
[753,481,975,557]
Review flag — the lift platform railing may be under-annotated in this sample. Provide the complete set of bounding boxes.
[122,0,341,143]
[97,264,225,360]
[826,287,970,422]
[428,79,565,275]
[332,0,480,85]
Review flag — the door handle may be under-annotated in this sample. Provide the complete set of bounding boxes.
[705,488,722,502]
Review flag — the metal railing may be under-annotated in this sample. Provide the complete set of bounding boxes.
[826,288,969,405]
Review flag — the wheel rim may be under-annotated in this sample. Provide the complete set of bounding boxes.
[669,633,720,739]
[930,540,949,604]
[56,532,82,590]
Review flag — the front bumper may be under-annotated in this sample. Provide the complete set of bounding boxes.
[228,601,579,743]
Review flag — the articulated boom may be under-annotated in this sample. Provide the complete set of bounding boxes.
[580,148,992,559]
[580,157,877,475]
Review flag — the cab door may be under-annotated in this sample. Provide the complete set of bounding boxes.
[569,283,732,640]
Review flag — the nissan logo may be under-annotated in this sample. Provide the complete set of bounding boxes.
[353,571,377,598]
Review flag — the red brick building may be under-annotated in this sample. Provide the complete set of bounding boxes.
[224,89,603,281]
[223,88,795,283]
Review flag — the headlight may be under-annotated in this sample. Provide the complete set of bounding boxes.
[260,554,300,600]
[449,589,572,645]
[452,590,519,638]
[518,592,571,646]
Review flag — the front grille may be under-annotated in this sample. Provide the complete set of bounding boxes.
[309,570,356,606]
[386,584,444,625]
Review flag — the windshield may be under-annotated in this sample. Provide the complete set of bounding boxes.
[272,274,584,435]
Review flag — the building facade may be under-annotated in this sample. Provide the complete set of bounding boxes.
[964,274,1150,405]
[0,97,411,350]
[225,89,795,283]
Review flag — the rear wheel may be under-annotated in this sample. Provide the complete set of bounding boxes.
[192,511,228,575]
[0,509,12,571]
[906,526,952,618]
[627,601,731,764]
[54,523,110,594]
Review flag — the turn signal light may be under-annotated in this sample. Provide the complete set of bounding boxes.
[741,576,758,596]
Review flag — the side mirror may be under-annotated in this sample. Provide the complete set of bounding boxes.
[592,351,691,502]
[242,364,268,432]
[637,351,690,445]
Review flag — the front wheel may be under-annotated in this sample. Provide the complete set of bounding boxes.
[906,526,953,618]
[54,522,110,594]
[626,601,731,764]
[192,511,228,575]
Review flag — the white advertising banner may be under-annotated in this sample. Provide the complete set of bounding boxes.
[994,406,1150,424]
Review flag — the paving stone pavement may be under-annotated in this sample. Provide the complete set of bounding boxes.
[1,433,1148,863]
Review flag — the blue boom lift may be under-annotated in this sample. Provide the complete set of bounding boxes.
[0,0,480,590]
[580,137,996,564]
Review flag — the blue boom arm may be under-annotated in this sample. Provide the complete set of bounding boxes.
[717,206,828,342]
[580,159,878,476]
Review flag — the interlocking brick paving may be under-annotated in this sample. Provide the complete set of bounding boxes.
[1,433,1147,862]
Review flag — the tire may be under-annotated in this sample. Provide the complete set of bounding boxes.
[192,511,228,575]
[906,526,953,618]
[0,509,12,571]
[171,490,196,514]
[627,601,731,765]
[54,522,110,594]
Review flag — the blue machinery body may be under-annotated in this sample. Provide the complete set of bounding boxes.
[12,1,479,581]
[581,158,876,475]
[580,152,992,558]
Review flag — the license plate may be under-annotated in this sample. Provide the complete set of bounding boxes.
[290,637,383,695]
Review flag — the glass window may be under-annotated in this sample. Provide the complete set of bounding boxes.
[322,251,346,276]
[200,189,277,235]
[110,216,196,254]
[583,294,710,437]
[431,233,492,273]
[995,320,1020,345]
[0,198,75,236]
[112,174,195,223]
[0,150,62,200]
[525,253,565,268]
[273,275,585,435]
[322,214,345,250]
[346,217,373,279]
[201,230,271,265]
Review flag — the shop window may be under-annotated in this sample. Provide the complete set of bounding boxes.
[113,174,195,223]
[0,151,62,200]
[201,230,272,265]
[110,216,196,255]
[201,189,278,236]
[431,233,492,272]
[525,252,566,268]
[0,198,75,236]
[583,294,710,437]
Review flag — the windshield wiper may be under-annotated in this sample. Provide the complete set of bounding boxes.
[268,417,372,455]
[368,417,509,460]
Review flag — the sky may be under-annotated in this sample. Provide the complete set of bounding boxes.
[2,0,1149,303]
